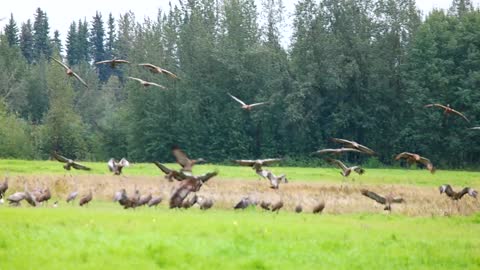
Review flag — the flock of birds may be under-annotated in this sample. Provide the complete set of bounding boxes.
[0,57,477,213]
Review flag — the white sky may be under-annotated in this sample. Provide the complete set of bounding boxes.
[1,0,479,48]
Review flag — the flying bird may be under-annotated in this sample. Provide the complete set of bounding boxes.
[138,63,178,79]
[95,58,130,68]
[325,158,365,178]
[235,158,282,179]
[228,93,267,111]
[361,189,404,211]
[395,152,435,173]
[52,152,91,171]
[265,171,288,189]
[128,77,167,89]
[171,145,206,174]
[439,184,477,200]
[424,103,470,123]
[108,158,130,175]
[330,138,375,155]
[50,57,88,88]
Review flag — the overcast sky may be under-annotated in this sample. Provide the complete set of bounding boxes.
[1,0,479,48]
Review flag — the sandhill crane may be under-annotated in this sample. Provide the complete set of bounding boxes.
[52,152,91,171]
[425,103,469,123]
[169,171,218,208]
[266,171,288,189]
[395,152,435,173]
[260,201,271,210]
[172,145,206,174]
[330,138,375,155]
[128,77,166,89]
[37,188,51,205]
[270,201,284,212]
[95,58,130,68]
[7,192,26,206]
[153,162,186,182]
[312,201,325,214]
[439,184,477,200]
[22,183,37,207]
[0,176,8,199]
[228,93,267,111]
[234,197,256,210]
[79,190,93,206]
[361,189,404,211]
[313,148,363,155]
[295,204,303,213]
[148,196,163,207]
[325,158,364,181]
[234,158,282,180]
[138,63,178,79]
[66,190,78,203]
[196,196,213,210]
[50,57,88,88]
[108,158,130,175]
[137,192,152,207]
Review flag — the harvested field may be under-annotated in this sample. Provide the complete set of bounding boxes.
[5,174,479,216]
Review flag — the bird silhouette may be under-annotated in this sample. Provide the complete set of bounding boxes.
[138,63,178,79]
[52,152,91,171]
[425,103,469,123]
[395,152,435,173]
[50,57,88,88]
[361,189,404,211]
[228,93,267,111]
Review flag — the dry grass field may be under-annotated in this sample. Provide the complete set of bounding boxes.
[5,173,479,216]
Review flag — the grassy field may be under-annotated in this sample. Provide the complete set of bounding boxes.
[1,205,479,270]
[1,159,480,269]
[1,159,480,187]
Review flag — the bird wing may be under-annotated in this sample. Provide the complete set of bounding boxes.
[149,82,167,89]
[119,158,130,167]
[197,171,218,183]
[355,144,375,155]
[107,158,116,171]
[248,102,268,108]
[315,148,362,154]
[234,160,257,166]
[160,68,178,79]
[424,103,448,110]
[128,76,144,83]
[360,189,386,204]
[470,127,480,130]
[71,72,88,88]
[52,152,69,163]
[95,60,113,65]
[72,162,91,171]
[228,93,247,106]
[153,161,173,174]
[352,166,365,175]
[418,157,435,173]
[51,57,70,71]
[259,158,282,166]
[325,158,348,171]
[450,109,470,122]
[172,146,193,169]
[139,63,159,70]
[330,138,354,146]
[394,152,413,160]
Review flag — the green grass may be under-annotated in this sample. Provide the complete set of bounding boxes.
[1,159,480,187]
[0,204,479,270]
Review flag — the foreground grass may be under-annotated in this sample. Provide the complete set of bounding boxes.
[1,159,480,187]
[0,204,479,270]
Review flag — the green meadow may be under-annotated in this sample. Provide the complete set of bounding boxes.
[1,205,479,270]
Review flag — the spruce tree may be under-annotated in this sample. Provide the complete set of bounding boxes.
[4,13,19,47]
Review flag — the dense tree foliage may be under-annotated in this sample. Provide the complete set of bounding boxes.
[0,1,480,169]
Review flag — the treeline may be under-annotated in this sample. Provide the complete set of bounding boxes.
[0,0,480,168]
